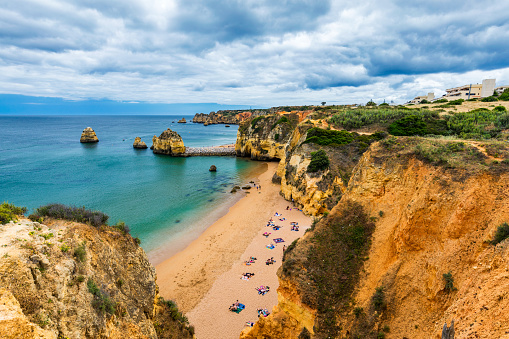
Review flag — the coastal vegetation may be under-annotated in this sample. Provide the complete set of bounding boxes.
[491,222,509,245]
[301,201,375,337]
[307,149,330,172]
[32,203,109,227]
[0,202,27,224]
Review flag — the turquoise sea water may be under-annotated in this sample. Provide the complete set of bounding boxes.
[0,115,265,262]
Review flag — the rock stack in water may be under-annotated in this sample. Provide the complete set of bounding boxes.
[209,165,217,172]
[80,127,99,143]
[178,118,187,123]
[133,137,148,149]
[151,128,186,156]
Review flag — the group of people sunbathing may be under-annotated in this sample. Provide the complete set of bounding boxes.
[241,272,255,280]
[257,308,270,317]
[244,256,257,265]
[291,222,299,231]
[256,285,270,295]
[229,300,242,312]
[265,257,275,265]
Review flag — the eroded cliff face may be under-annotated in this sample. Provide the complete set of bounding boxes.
[0,219,193,339]
[235,114,299,161]
[242,138,509,339]
[192,111,254,125]
[151,129,186,156]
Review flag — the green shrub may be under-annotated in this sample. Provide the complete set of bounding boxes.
[87,278,116,314]
[35,204,108,227]
[420,99,429,104]
[499,89,509,101]
[28,214,44,223]
[434,98,448,103]
[493,105,507,112]
[353,307,363,318]
[74,242,86,262]
[307,150,330,173]
[379,103,389,107]
[274,133,280,141]
[491,222,509,245]
[448,99,464,105]
[112,221,130,234]
[0,202,27,224]
[304,128,354,146]
[250,116,264,128]
[481,96,498,102]
[366,100,377,106]
[443,272,457,292]
[388,115,427,136]
[272,116,289,129]
[372,286,386,311]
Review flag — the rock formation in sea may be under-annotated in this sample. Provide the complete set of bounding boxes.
[133,137,148,149]
[0,216,194,338]
[192,110,259,125]
[177,118,187,123]
[209,165,217,172]
[151,128,186,156]
[79,127,99,143]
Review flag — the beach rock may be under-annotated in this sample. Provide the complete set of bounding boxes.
[242,185,252,190]
[178,118,187,123]
[152,128,186,156]
[234,185,241,189]
[230,188,237,193]
[209,165,217,172]
[80,127,99,143]
[133,137,148,149]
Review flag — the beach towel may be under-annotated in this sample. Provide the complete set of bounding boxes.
[273,238,285,243]
[233,303,245,313]
[266,244,275,250]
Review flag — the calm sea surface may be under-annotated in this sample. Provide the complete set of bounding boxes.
[0,115,265,262]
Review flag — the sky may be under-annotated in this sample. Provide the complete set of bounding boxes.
[1,0,509,112]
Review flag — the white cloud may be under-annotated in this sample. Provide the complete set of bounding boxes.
[0,0,508,106]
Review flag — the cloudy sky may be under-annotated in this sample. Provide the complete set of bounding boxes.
[1,0,509,108]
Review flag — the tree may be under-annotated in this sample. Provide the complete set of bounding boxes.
[321,102,326,106]
[366,100,377,106]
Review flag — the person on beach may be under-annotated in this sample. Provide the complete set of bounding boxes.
[283,245,286,251]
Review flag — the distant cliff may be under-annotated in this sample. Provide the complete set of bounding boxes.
[0,217,193,339]
[192,110,266,125]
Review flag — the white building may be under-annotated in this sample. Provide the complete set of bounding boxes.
[444,79,496,100]
[409,92,434,104]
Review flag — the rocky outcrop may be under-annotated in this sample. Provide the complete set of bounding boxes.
[209,165,217,172]
[0,218,193,339]
[151,129,186,156]
[133,137,148,149]
[243,138,509,338]
[80,127,99,143]
[192,110,258,125]
[177,118,186,123]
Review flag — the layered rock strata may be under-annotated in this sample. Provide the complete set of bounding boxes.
[133,137,148,149]
[177,118,186,123]
[79,127,99,143]
[242,138,509,339]
[0,218,193,339]
[151,129,186,156]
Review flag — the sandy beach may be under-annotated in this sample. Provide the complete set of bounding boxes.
[156,162,311,338]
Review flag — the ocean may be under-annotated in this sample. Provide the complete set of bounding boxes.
[0,115,265,263]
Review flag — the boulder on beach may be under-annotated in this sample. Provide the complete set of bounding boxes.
[80,127,99,143]
[209,165,217,172]
[178,118,187,123]
[133,137,148,149]
[242,185,252,190]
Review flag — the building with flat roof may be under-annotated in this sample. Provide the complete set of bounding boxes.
[409,92,434,104]
[444,79,496,100]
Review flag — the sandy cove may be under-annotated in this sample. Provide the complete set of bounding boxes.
[156,162,311,338]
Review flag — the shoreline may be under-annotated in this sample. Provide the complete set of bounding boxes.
[147,160,269,266]
[155,162,311,338]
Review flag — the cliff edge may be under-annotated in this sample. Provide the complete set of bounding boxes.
[0,218,194,339]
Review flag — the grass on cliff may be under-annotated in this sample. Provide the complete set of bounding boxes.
[0,202,27,224]
[33,203,109,227]
[154,297,195,338]
[302,201,375,337]
[491,222,509,245]
[87,278,116,314]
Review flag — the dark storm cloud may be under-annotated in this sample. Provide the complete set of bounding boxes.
[0,0,508,105]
